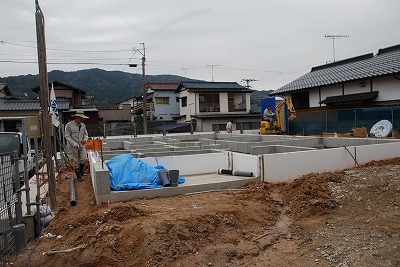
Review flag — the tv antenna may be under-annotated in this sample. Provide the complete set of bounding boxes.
[241,78,257,88]
[325,35,349,62]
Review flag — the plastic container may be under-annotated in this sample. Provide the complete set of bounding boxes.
[168,170,179,187]
[157,170,171,187]
[93,139,103,151]
[86,140,94,150]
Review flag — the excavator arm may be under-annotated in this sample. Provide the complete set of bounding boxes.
[260,96,296,134]
[275,96,296,132]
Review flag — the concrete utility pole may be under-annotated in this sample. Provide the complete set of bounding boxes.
[140,43,147,135]
[207,65,221,81]
[35,0,56,208]
[241,78,257,88]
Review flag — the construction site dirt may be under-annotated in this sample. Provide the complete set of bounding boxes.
[14,158,400,267]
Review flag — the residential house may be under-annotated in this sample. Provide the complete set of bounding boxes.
[175,81,260,132]
[0,93,70,132]
[0,83,13,98]
[32,81,103,135]
[146,82,180,122]
[32,80,95,109]
[115,92,153,122]
[270,44,400,135]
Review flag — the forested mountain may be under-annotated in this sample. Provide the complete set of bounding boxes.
[0,68,272,109]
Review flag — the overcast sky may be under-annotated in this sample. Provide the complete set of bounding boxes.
[1,0,400,91]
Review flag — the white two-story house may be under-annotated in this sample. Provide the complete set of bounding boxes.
[175,81,260,132]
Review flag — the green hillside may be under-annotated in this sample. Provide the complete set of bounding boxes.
[0,68,272,109]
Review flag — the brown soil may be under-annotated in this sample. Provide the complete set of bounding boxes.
[14,158,400,267]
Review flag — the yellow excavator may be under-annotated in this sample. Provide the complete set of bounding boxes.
[259,96,296,134]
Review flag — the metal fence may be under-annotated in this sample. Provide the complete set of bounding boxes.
[289,106,400,136]
[0,152,19,265]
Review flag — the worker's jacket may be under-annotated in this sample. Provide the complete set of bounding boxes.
[65,121,88,149]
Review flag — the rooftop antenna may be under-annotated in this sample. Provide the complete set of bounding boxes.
[241,78,257,88]
[325,35,349,62]
[207,65,221,81]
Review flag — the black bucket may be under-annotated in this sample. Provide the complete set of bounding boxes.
[158,170,171,187]
[168,170,179,187]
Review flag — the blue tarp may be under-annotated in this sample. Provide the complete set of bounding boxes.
[106,154,185,191]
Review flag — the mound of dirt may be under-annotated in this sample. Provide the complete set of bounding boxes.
[13,158,400,267]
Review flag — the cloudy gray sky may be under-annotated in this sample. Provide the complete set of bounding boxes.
[1,0,400,91]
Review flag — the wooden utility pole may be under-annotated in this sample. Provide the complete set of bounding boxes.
[35,0,56,208]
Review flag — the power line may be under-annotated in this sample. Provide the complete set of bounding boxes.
[1,40,133,53]
[0,60,135,66]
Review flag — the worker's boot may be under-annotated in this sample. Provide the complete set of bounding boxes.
[79,163,85,177]
[75,168,83,181]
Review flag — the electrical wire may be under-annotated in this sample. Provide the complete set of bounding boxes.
[1,40,134,53]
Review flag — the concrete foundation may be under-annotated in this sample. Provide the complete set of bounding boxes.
[90,133,400,204]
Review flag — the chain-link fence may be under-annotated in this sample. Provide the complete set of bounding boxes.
[0,152,19,265]
[289,106,400,136]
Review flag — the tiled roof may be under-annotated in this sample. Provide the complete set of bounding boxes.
[0,83,12,97]
[0,98,70,111]
[176,81,252,93]
[320,91,379,105]
[272,44,400,95]
[146,82,180,91]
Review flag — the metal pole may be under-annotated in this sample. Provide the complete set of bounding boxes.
[12,151,23,223]
[21,118,31,215]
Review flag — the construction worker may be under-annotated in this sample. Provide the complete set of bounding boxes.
[65,110,89,181]
[263,104,275,122]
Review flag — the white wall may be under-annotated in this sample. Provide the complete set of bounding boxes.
[309,89,320,108]
[263,141,400,182]
[153,91,180,121]
[309,76,400,108]
[375,76,400,101]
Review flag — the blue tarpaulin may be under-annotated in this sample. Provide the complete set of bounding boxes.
[106,154,185,191]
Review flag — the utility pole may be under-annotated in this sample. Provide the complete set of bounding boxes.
[140,43,147,135]
[207,65,221,81]
[35,0,56,208]
[325,35,349,62]
[241,78,257,88]
[181,67,195,79]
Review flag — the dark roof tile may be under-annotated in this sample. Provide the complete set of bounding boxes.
[176,81,252,93]
[0,98,70,111]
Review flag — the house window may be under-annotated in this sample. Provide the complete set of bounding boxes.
[291,92,309,109]
[176,97,180,103]
[181,96,187,107]
[199,93,220,112]
[155,97,169,105]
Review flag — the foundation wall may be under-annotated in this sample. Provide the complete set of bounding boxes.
[263,141,400,182]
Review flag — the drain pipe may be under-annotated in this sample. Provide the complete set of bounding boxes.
[218,168,253,177]
[70,174,76,206]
